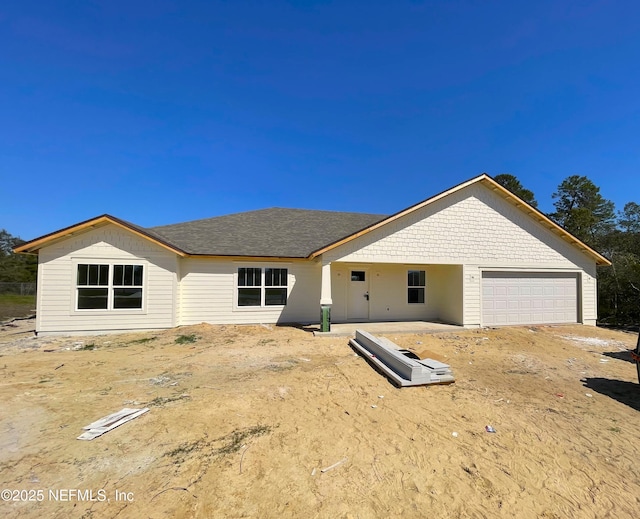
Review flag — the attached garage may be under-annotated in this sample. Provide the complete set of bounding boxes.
[482,272,578,326]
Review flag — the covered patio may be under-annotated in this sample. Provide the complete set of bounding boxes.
[318,261,465,332]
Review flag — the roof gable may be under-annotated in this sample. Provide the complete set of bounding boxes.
[13,215,188,256]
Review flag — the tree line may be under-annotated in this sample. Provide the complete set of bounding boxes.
[2,174,638,324]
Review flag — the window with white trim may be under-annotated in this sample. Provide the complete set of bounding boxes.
[238,267,262,307]
[408,270,425,304]
[237,267,288,307]
[76,263,144,310]
[265,268,288,305]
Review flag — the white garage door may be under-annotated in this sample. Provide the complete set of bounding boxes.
[482,272,578,326]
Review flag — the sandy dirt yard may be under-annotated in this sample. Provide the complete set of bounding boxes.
[0,319,639,519]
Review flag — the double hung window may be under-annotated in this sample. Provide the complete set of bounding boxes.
[238,267,288,307]
[76,263,144,310]
[407,270,426,304]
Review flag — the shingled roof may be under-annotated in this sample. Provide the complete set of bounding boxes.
[148,208,388,257]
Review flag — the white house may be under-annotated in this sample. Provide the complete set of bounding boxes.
[15,174,610,336]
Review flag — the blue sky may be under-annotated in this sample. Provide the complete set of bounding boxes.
[2,0,639,240]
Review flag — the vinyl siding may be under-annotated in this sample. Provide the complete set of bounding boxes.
[580,267,598,325]
[37,225,178,335]
[463,265,482,327]
[178,258,320,325]
[429,264,464,324]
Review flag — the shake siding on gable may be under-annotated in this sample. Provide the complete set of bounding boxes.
[37,226,178,334]
[324,184,594,270]
[178,259,321,325]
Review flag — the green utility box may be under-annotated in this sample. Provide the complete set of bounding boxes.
[320,305,331,332]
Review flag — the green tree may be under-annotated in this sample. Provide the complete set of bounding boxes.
[493,174,538,208]
[597,229,640,325]
[0,229,22,256]
[0,229,37,282]
[588,199,640,325]
[618,202,640,233]
[550,175,615,246]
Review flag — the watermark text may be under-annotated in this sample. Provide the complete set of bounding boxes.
[1,488,134,503]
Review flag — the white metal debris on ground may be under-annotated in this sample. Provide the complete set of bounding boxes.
[77,408,149,441]
[320,457,348,473]
[349,329,455,387]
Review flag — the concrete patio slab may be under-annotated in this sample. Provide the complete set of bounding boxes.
[312,321,463,337]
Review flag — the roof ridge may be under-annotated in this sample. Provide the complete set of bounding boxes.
[149,207,388,231]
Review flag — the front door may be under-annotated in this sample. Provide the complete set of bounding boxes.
[348,270,369,320]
